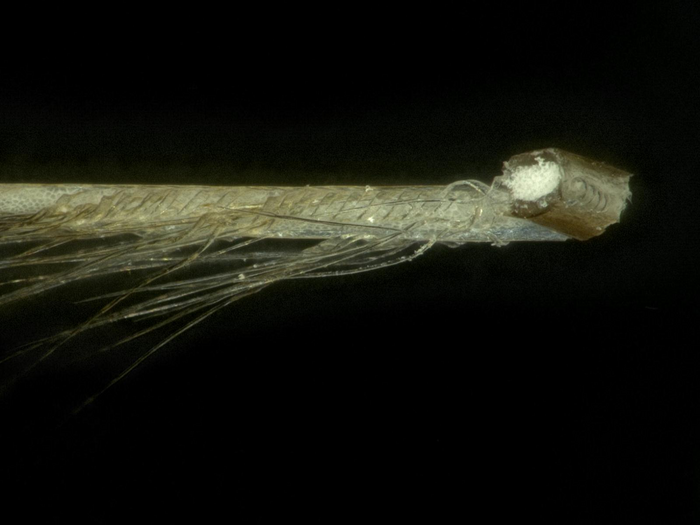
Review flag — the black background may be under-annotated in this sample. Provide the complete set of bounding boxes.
[1,3,699,523]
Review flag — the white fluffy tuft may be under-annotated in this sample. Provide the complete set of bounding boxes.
[504,157,562,201]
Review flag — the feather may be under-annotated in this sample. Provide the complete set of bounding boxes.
[0,148,632,410]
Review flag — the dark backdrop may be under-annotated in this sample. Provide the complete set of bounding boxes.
[1,3,698,523]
